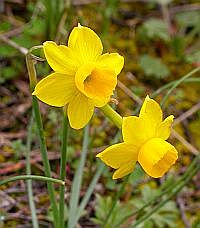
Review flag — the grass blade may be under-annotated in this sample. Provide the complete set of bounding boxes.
[132,162,199,227]
[0,175,65,186]
[74,163,105,225]
[73,130,122,226]
[26,113,39,228]
[59,114,69,228]
[161,67,200,107]
[68,125,90,228]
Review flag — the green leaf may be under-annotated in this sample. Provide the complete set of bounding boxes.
[0,45,17,57]
[11,139,27,159]
[92,194,134,228]
[139,55,170,79]
[0,21,12,32]
[192,217,200,228]
[133,185,179,227]
[186,50,200,64]
[138,19,170,42]
[0,66,18,84]
[129,164,145,184]
[24,19,45,36]
[47,203,68,222]
[12,35,35,49]
[175,11,200,29]
[171,35,185,58]
[150,0,172,5]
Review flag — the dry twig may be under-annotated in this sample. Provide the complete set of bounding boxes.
[174,102,200,126]
[117,80,142,105]
[0,34,28,55]
[176,195,191,228]
[171,129,199,155]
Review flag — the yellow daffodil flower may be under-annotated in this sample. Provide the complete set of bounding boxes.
[32,24,124,129]
[97,96,178,179]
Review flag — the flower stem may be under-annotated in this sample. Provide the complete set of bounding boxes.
[26,113,39,228]
[100,104,122,129]
[32,96,59,227]
[26,53,37,92]
[59,113,69,228]
[26,52,59,228]
[68,125,90,228]
[0,175,65,186]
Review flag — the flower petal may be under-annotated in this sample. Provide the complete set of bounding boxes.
[122,116,155,147]
[113,161,136,179]
[32,73,77,107]
[156,115,174,140]
[75,64,117,105]
[68,25,103,64]
[67,92,94,129]
[96,143,138,169]
[93,96,110,108]
[43,41,79,74]
[138,138,178,178]
[96,53,124,75]
[139,95,163,129]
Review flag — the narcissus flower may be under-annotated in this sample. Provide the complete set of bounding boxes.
[32,24,124,129]
[97,96,178,179]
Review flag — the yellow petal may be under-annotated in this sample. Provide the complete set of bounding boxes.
[75,64,117,104]
[43,41,79,74]
[156,115,174,140]
[122,116,155,147]
[68,25,103,64]
[96,143,138,169]
[93,96,110,108]
[67,92,94,129]
[32,73,77,107]
[138,138,178,178]
[113,161,136,179]
[96,53,124,75]
[139,95,163,129]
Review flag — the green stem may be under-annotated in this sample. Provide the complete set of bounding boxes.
[26,114,39,228]
[74,131,121,225]
[0,175,65,186]
[59,113,69,228]
[98,106,130,227]
[100,104,122,129]
[26,52,59,228]
[161,67,200,107]
[74,163,105,224]
[68,125,90,228]
[26,54,37,92]
[151,77,200,98]
[32,96,59,227]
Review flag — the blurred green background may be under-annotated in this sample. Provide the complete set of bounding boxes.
[0,0,200,227]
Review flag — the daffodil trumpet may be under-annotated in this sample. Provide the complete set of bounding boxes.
[97,96,178,179]
[32,24,124,129]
